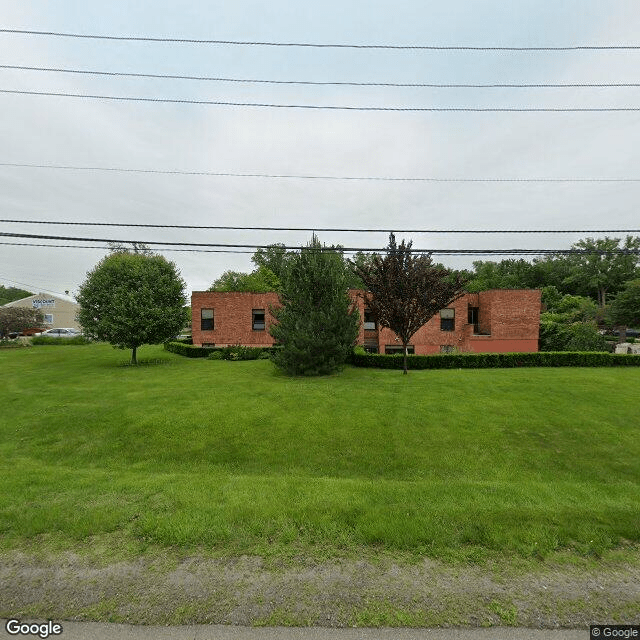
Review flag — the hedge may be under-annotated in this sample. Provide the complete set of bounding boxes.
[30,336,92,346]
[350,350,640,370]
[163,341,216,358]
[164,342,282,359]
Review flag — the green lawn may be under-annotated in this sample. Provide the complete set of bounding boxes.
[1,342,639,562]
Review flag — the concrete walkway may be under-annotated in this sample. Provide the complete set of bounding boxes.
[1,621,589,640]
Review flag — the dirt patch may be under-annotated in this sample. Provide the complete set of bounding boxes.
[1,550,638,627]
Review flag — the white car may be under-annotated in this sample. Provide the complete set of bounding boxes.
[36,328,82,337]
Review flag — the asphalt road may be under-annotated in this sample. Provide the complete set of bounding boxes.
[0,621,591,640]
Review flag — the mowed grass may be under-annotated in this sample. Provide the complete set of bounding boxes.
[1,343,639,561]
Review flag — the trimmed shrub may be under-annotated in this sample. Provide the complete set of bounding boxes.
[31,336,91,346]
[163,342,214,358]
[166,342,281,360]
[350,349,640,370]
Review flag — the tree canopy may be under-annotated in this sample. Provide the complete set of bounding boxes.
[76,252,187,363]
[0,285,32,306]
[351,233,467,373]
[208,266,280,293]
[0,307,44,338]
[608,279,640,330]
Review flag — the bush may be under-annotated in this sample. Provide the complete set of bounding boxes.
[163,342,214,358]
[539,321,608,352]
[31,336,92,346]
[350,349,640,370]
[219,346,265,361]
[166,342,279,360]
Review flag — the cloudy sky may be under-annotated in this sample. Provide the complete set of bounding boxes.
[1,1,640,299]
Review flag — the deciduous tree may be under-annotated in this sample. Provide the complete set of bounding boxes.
[608,278,640,340]
[76,252,187,364]
[0,307,44,338]
[563,236,640,308]
[351,233,467,374]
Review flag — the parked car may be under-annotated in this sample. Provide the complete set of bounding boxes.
[35,328,82,338]
[21,327,46,336]
[611,329,640,338]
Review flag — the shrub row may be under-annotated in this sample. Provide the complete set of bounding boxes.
[351,349,640,370]
[164,341,281,360]
[30,336,92,346]
[163,341,215,357]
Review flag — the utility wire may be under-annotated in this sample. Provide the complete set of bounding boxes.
[3,88,640,111]
[2,219,640,234]
[2,162,640,183]
[0,272,71,297]
[2,29,640,50]
[2,232,639,254]
[3,64,639,88]
[2,241,640,256]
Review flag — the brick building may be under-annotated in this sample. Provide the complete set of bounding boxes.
[191,289,542,353]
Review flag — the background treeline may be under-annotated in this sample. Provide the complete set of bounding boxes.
[207,236,640,353]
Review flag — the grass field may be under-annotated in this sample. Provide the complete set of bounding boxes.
[1,342,639,563]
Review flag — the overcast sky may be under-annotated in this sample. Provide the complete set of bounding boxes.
[1,1,640,299]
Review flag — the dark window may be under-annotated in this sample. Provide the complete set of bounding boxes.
[201,308,214,331]
[252,309,266,331]
[385,345,415,355]
[364,345,379,354]
[363,308,377,330]
[440,308,455,331]
[440,345,456,353]
[468,306,479,333]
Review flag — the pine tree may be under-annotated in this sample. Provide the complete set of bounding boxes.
[269,235,359,375]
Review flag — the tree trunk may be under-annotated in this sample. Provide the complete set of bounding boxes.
[403,343,408,375]
[598,287,606,308]
[131,346,137,364]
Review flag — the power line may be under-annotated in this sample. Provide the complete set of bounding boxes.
[2,219,640,234]
[0,272,71,297]
[2,162,640,182]
[0,241,255,254]
[3,64,640,89]
[1,232,639,254]
[2,29,640,50]
[3,88,640,111]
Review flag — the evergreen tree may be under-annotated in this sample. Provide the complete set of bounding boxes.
[269,235,359,376]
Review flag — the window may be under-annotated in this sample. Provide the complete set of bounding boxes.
[363,308,377,330]
[43,314,53,324]
[385,345,415,355]
[201,308,214,331]
[252,309,266,331]
[440,345,456,353]
[440,308,455,331]
[468,306,479,333]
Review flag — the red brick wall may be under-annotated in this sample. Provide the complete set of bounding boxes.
[192,288,542,353]
[191,291,280,347]
[349,289,541,354]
